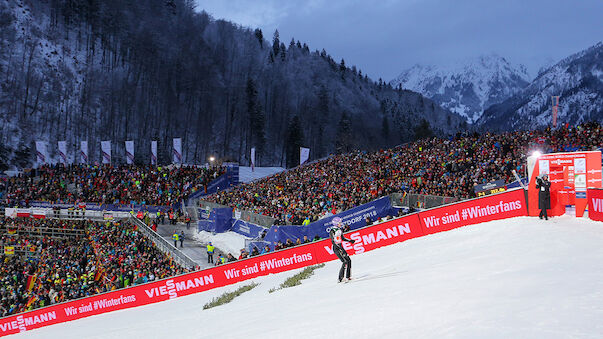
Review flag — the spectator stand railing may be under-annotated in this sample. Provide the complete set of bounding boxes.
[0,245,41,259]
[129,217,198,270]
[0,227,85,239]
[391,193,458,210]
[52,209,130,221]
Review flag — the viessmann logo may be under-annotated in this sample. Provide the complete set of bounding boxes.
[145,274,215,300]
[550,158,575,165]
[323,223,414,255]
[0,311,57,333]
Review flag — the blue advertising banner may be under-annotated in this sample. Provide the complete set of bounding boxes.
[263,196,395,248]
[205,174,229,196]
[507,177,528,189]
[224,162,239,187]
[197,207,233,233]
[230,219,265,238]
[186,167,239,203]
[473,179,506,193]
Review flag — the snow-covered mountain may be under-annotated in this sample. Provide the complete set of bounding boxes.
[391,55,530,123]
[477,42,603,131]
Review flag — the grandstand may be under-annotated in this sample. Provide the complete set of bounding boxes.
[0,217,187,317]
[0,123,600,336]
[205,122,602,225]
[9,216,603,338]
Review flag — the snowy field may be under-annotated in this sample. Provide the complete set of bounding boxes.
[238,166,285,183]
[14,216,603,339]
[192,230,249,255]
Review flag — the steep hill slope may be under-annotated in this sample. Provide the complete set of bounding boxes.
[0,0,464,169]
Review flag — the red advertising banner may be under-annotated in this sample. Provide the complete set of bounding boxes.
[313,213,424,263]
[0,244,321,336]
[0,189,528,336]
[418,189,527,235]
[587,188,603,222]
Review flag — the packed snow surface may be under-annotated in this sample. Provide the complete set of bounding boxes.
[193,231,249,255]
[15,216,603,338]
[238,166,285,183]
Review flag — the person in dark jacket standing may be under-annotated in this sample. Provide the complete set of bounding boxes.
[329,217,356,283]
[536,174,551,220]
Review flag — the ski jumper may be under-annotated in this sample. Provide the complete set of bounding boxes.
[329,226,355,282]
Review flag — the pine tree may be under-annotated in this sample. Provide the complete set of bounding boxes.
[285,116,304,168]
[335,112,352,154]
[381,115,390,145]
[272,30,280,57]
[246,78,265,154]
[414,119,434,140]
[280,42,286,61]
[254,28,263,48]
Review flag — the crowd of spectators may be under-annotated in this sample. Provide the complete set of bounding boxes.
[89,221,187,290]
[207,123,602,224]
[1,164,224,207]
[0,217,186,316]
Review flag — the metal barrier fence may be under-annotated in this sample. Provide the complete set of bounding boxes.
[129,217,198,270]
[184,206,199,221]
[50,209,131,221]
[197,200,228,210]
[235,209,275,227]
[195,200,275,227]
[0,227,85,238]
[390,193,458,209]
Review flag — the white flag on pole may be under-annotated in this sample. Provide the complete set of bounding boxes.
[151,140,157,165]
[250,147,256,172]
[101,141,111,164]
[80,141,88,164]
[58,141,67,164]
[35,141,47,166]
[300,147,310,165]
[173,138,182,164]
[125,140,134,164]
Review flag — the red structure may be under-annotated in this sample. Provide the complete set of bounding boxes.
[527,151,602,217]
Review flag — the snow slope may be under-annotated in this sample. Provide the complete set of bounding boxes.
[193,230,249,255]
[238,166,285,183]
[14,216,603,338]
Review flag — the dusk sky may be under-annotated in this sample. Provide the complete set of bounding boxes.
[196,0,602,81]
